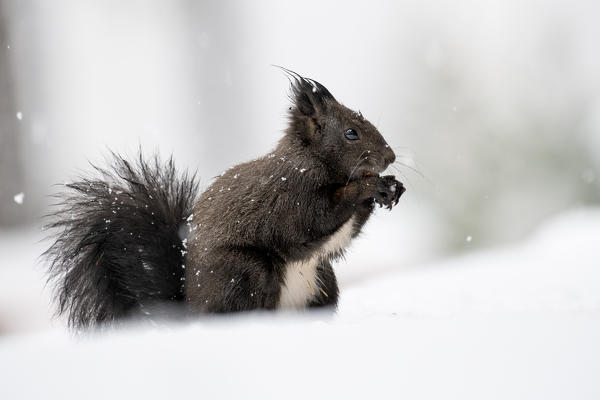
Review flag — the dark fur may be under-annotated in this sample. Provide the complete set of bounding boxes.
[44,70,404,328]
[185,69,402,312]
[44,154,198,328]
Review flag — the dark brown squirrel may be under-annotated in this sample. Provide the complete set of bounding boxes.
[44,69,405,328]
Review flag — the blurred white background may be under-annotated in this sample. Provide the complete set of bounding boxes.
[3,0,599,249]
[0,1,599,398]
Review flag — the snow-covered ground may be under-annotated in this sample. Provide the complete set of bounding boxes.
[1,208,599,399]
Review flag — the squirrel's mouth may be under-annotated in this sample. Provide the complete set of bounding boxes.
[355,165,383,180]
[356,158,386,177]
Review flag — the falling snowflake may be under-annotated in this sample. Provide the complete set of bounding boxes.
[13,192,24,205]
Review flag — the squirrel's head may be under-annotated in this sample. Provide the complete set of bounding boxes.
[282,68,396,182]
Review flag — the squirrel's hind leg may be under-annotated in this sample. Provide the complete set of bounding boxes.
[186,248,282,313]
[308,260,339,309]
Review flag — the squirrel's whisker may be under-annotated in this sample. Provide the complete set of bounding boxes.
[393,160,426,180]
[346,151,369,185]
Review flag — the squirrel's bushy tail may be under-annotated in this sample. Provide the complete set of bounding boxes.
[44,152,198,329]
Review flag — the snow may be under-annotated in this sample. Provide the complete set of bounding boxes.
[15,111,23,120]
[12,192,24,205]
[1,208,600,399]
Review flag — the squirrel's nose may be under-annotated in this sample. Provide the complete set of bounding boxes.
[383,148,396,168]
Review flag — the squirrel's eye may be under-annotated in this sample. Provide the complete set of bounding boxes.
[344,128,359,141]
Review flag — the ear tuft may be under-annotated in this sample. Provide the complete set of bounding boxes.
[274,66,336,117]
[296,91,315,116]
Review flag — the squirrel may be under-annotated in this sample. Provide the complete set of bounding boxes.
[44,69,405,328]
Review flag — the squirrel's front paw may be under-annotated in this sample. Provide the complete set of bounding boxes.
[369,175,405,210]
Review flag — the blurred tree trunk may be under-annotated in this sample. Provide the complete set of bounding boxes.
[0,4,25,227]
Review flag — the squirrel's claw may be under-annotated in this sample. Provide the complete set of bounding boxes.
[371,175,405,210]
[394,181,406,206]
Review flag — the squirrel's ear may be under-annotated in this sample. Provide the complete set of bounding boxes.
[279,68,336,117]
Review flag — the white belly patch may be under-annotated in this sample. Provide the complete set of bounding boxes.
[278,216,356,309]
